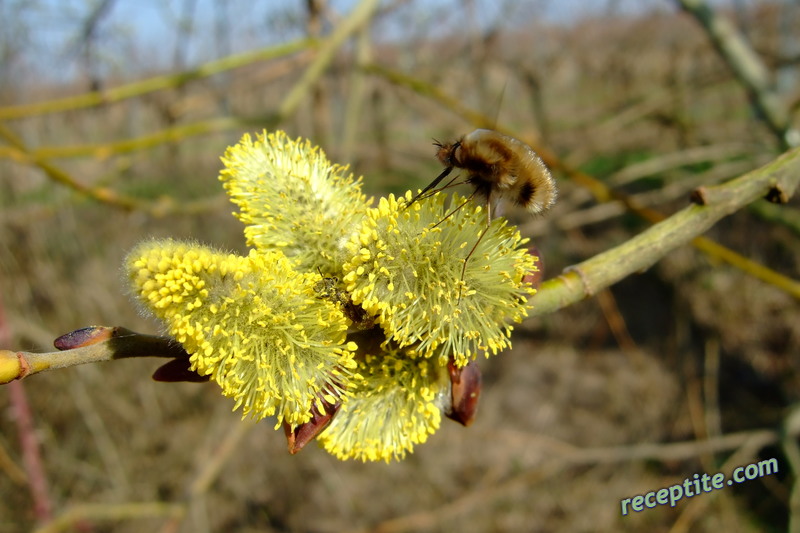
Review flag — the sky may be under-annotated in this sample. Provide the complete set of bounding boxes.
[0,0,749,84]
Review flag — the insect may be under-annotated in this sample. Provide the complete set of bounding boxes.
[405,129,557,287]
[407,129,556,219]
[313,271,375,330]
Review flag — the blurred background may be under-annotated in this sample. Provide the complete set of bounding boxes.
[1,0,799,531]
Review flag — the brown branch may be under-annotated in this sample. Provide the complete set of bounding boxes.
[0,118,253,215]
[341,11,374,162]
[0,292,53,523]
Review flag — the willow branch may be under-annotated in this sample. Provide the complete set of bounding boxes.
[32,502,185,533]
[0,40,311,121]
[0,327,187,384]
[1,116,250,161]
[0,119,253,215]
[1,293,53,523]
[1,2,377,215]
[341,16,374,162]
[277,0,379,119]
[362,63,497,129]
[366,63,799,298]
[677,0,797,148]
[528,147,800,317]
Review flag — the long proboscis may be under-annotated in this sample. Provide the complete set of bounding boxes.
[404,165,454,210]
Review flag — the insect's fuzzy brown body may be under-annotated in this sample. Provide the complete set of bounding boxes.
[434,129,556,216]
[404,129,557,296]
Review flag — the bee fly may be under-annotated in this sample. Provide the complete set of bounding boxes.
[405,129,557,287]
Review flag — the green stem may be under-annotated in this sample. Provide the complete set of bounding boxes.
[0,327,187,383]
[529,147,800,316]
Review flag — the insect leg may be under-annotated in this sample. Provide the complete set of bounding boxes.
[429,187,480,229]
[457,195,492,302]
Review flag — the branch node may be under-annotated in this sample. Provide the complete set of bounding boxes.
[17,352,30,379]
[691,186,709,205]
[765,185,789,205]
[562,267,594,298]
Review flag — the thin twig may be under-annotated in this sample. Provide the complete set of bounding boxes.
[278,0,379,120]
[1,116,245,161]
[0,120,244,215]
[365,63,798,298]
[69,369,131,498]
[528,147,800,317]
[364,427,780,533]
[549,159,757,232]
[607,143,760,187]
[677,0,797,148]
[669,431,771,533]
[341,13,374,162]
[188,418,257,497]
[703,337,722,441]
[0,4,375,216]
[0,40,311,121]
[0,327,187,383]
[749,200,800,237]
[362,63,497,129]
[594,289,638,355]
[32,502,185,533]
[7,383,53,523]
[0,290,53,524]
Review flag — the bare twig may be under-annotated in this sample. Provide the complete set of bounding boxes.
[529,147,800,317]
[365,427,780,533]
[677,0,798,148]
[594,289,638,354]
[7,382,53,523]
[668,430,775,533]
[547,159,756,232]
[703,338,722,441]
[0,3,376,216]
[32,502,185,533]
[69,369,131,498]
[0,120,240,215]
[750,200,800,237]
[0,40,311,121]
[307,0,331,147]
[278,0,379,120]
[362,63,497,129]
[0,292,53,525]
[607,143,759,187]
[0,326,188,384]
[0,116,245,161]
[188,418,257,497]
[341,11,374,162]
[365,64,799,298]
